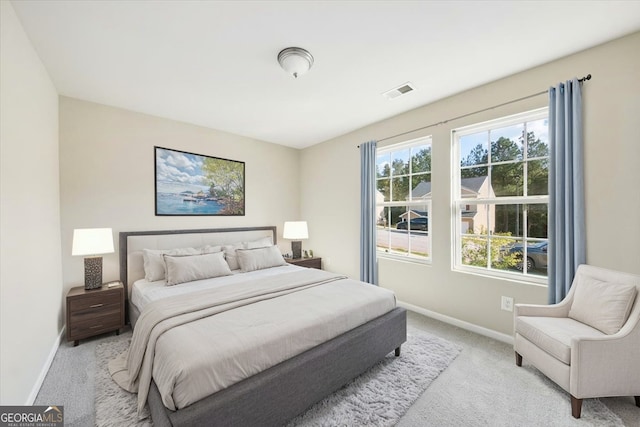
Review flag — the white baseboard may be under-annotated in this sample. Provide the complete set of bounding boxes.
[398,300,514,345]
[26,326,65,405]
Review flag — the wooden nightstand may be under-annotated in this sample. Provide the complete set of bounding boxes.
[286,257,322,270]
[66,282,125,346]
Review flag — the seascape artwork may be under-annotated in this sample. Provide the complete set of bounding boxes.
[155,147,245,216]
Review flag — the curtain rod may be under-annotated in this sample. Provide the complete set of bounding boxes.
[358,74,591,147]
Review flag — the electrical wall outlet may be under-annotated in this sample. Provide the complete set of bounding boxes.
[501,296,514,312]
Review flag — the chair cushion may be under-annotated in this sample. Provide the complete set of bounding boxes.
[515,316,604,364]
[568,276,637,335]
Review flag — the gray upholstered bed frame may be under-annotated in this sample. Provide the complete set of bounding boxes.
[119,226,279,326]
[119,227,407,427]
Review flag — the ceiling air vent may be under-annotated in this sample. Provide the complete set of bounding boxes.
[382,82,415,100]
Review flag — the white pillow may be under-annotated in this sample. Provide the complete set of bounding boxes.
[164,252,232,286]
[236,246,287,272]
[201,245,223,254]
[222,243,244,270]
[244,237,273,249]
[568,276,637,335]
[143,247,201,281]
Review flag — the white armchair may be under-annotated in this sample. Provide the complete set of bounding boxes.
[514,264,640,418]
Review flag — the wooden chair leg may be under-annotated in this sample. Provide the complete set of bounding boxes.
[635,396,640,407]
[515,351,522,367]
[571,396,582,418]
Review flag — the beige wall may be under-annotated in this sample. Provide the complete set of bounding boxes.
[59,98,301,290]
[301,32,640,336]
[0,1,62,404]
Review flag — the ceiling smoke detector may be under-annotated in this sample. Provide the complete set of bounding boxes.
[382,82,416,100]
[278,47,314,78]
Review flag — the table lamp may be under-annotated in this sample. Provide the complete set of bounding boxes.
[283,221,308,259]
[72,228,114,290]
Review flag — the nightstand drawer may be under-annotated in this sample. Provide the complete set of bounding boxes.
[69,302,121,323]
[68,312,122,339]
[69,290,121,312]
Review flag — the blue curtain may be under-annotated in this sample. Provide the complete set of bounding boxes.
[360,140,378,285]
[548,78,586,304]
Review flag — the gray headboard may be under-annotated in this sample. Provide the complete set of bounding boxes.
[119,226,277,312]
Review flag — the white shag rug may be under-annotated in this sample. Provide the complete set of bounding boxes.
[95,331,461,427]
[95,333,150,427]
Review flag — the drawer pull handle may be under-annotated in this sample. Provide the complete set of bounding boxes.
[90,304,104,308]
[90,325,103,329]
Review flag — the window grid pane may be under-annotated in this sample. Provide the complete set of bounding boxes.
[376,137,433,262]
[454,109,549,281]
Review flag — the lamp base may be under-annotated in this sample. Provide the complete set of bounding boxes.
[291,241,302,259]
[84,256,103,290]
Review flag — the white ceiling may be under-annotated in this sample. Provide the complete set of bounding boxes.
[11,1,640,149]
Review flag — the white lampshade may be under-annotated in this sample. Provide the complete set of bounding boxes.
[277,47,314,78]
[283,221,309,240]
[72,228,114,256]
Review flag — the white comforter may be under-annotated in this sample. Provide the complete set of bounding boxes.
[109,268,396,416]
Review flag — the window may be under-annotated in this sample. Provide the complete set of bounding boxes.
[452,108,549,283]
[376,137,432,262]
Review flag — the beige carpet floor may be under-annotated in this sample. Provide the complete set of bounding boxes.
[34,310,640,426]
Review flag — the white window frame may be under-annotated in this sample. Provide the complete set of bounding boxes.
[451,108,549,285]
[376,136,432,264]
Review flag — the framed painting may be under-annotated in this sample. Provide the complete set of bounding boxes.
[155,146,245,216]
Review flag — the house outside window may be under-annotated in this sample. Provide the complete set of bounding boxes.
[376,137,432,262]
[452,108,549,283]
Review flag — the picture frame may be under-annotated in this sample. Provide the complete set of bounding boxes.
[154,146,245,216]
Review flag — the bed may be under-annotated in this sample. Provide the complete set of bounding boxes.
[116,226,407,427]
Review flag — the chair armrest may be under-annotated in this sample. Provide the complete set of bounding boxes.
[515,302,570,318]
[570,319,640,398]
